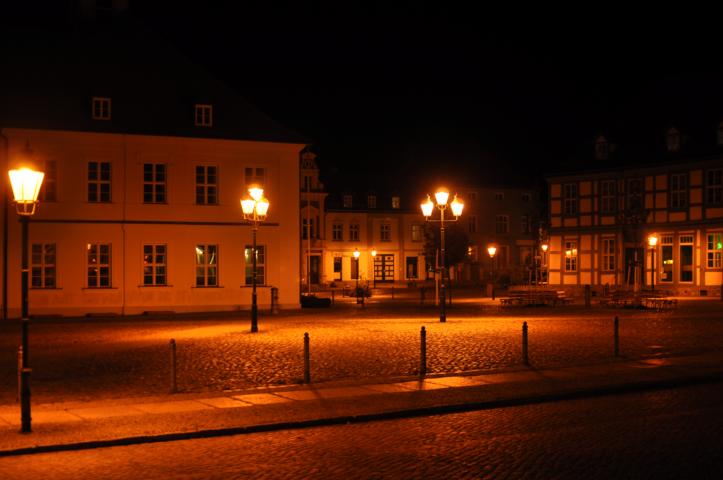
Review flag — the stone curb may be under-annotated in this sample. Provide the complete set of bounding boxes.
[1,370,721,458]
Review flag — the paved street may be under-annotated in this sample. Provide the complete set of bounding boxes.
[2,298,723,404]
[2,381,721,479]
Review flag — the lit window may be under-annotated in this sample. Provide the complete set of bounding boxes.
[244,245,266,285]
[88,161,111,203]
[195,165,218,205]
[660,235,674,283]
[143,163,167,204]
[564,241,577,272]
[32,243,56,288]
[87,243,111,288]
[707,233,722,269]
[195,244,218,287]
[343,195,353,208]
[195,104,213,127]
[143,244,167,286]
[92,97,111,120]
[392,196,400,209]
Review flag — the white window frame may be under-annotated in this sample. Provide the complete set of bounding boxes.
[707,233,722,269]
[195,244,218,287]
[563,183,578,215]
[143,244,167,286]
[380,223,391,242]
[602,238,615,272]
[349,223,360,242]
[195,165,218,205]
[332,223,343,241]
[143,163,167,204]
[32,243,56,289]
[87,243,111,288]
[564,241,577,272]
[244,244,266,286]
[88,161,112,203]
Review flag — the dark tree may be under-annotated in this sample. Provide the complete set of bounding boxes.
[423,223,470,272]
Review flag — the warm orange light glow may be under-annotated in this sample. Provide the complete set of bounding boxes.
[256,197,269,217]
[353,248,360,259]
[371,248,377,257]
[248,184,264,201]
[240,198,255,215]
[648,234,658,247]
[450,195,464,217]
[487,245,497,258]
[421,195,434,217]
[541,243,549,252]
[9,167,44,215]
[434,187,450,206]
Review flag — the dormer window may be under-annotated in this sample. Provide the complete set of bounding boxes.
[392,196,400,209]
[195,104,213,127]
[494,192,504,201]
[595,135,609,161]
[92,97,111,120]
[666,127,681,152]
[343,195,353,208]
[367,195,377,209]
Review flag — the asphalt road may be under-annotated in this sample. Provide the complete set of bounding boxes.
[2,381,722,479]
[2,301,723,404]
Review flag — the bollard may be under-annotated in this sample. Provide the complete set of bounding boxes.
[420,326,427,377]
[614,316,619,357]
[17,346,22,403]
[303,332,311,384]
[522,322,529,365]
[170,339,177,393]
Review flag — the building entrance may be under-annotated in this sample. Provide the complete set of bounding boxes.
[374,255,394,283]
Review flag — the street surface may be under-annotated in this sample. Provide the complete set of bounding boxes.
[1,381,721,479]
[2,299,723,404]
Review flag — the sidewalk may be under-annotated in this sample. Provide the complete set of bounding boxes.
[2,351,723,457]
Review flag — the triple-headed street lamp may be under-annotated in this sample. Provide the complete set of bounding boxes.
[8,166,45,433]
[648,234,658,292]
[241,184,269,333]
[421,188,464,323]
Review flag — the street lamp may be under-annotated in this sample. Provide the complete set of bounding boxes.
[421,188,464,323]
[648,234,658,292]
[370,248,377,288]
[353,247,362,304]
[540,243,549,286]
[241,184,269,333]
[487,245,497,300]
[8,166,44,433]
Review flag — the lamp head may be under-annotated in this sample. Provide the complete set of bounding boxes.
[487,245,497,258]
[648,234,658,247]
[248,184,264,201]
[434,187,450,206]
[450,194,464,217]
[8,167,44,216]
[421,195,434,217]
[353,248,360,259]
[371,248,377,257]
[541,243,549,252]
[241,197,255,215]
[256,197,270,217]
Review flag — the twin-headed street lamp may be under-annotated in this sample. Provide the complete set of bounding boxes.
[8,166,45,433]
[241,184,269,333]
[648,234,658,292]
[421,188,464,322]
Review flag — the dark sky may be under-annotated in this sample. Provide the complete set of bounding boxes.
[10,2,723,191]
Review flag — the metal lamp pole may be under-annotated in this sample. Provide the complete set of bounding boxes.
[9,166,45,433]
[648,234,658,292]
[421,189,464,323]
[241,185,269,333]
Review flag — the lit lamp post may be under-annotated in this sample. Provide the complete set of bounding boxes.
[540,243,549,285]
[648,234,658,292]
[421,188,464,323]
[487,245,497,300]
[353,248,361,304]
[8,166,44,433]
[370,248,377,288]
[241,184,269,333]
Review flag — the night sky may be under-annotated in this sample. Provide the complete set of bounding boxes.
[8,2,723,192]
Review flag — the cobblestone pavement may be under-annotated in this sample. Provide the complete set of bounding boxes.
[2,382,722,479]
[1,300,723,404]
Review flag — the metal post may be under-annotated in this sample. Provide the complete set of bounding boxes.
[522,321,529,365]
[614,316,619,357]
[20,216,31,433]
[170,339,177,393]
[420,326,427,377]
[651,248,655,292]
[251,225,258,333]
[303,332,311,384]
[439,208,446,323]
[17,346,22,403]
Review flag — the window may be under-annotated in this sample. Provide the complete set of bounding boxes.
[666,127,681,152]
[706,169,722,205]
[380,223,391,242]
[87,243,111,288]
[39,160,57,202]
[244,245,266,285]
[143,245,167,286]
[661,235,673,282]
[343,195,353,208]
[679,235,694,282]
[496,245,509,268]
[332,223,343,241]
[302,218,315,240]
[406,257,418,279]
[494,192,504,201]
[195,165,218,205]
[31,243,56,288]
[392,196,400,209]
[194,104,213,127]
[522,193,531,202]
[143,163,167,204]
[495,215,509,234]
[88,161,111,203]
[92,97,111,120]
[349,223,360,241]
[368,195,376,209]
[707,233,722,269]
[303,175,312,191]
[244,167,265,190]
[195,245,218,287]
[333,255,342,280]
[626,178,643,211]
[411,224,423,242]
[468,215,477,233]
[600,180,617,213]
[670,173,688,209]
[520,215,531,234]
[564,241,577,272]
[563,183,578,215]
[602,238,615,271]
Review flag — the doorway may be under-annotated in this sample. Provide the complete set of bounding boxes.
[310,255,320,284]
[374,255,394,283]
